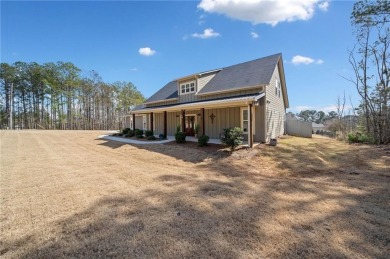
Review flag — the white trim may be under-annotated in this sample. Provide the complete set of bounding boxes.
[142,115,147,130]
[144,98,177,105]
[179,81,196,95]
[241,107,249,135]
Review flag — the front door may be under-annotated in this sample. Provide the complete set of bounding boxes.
[185,115,196,136]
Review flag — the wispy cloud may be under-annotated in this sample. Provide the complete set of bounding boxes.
[251,32,259,39]
[130,68,138,72]
[318,1,329,11]
[191,28,220,39]
[291,55,324,65]
[138,47,156,56]
[199,14,206,25]
[198,0,329,26]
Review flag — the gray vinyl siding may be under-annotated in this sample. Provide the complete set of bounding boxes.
[124,116,131,128]
[153,113,164,135]
[204,107,241,139]
[197,72,217,92]
[254,98,266,142]
[134,116,143,130]
[265,65,286,141]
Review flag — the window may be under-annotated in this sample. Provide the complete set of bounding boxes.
[180,81,196,95]
[276,79,281,98]
[130,117,133,129]
[241,108,248,134]
[143,115,147,130]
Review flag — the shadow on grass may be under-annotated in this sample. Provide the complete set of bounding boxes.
[8,136,389,258]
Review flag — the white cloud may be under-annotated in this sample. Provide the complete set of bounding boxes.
[198,0,327,26]
[318,1,329,11]
[130,68,138,72]
[191,28,220,39]
[291,55,323,65]
[199,14,206,25]
[138,47,156,56]
[251,32,259,39]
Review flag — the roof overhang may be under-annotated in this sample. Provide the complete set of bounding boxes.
[143,98,178,105]
[132,93,265,114]
[196,84,265,96]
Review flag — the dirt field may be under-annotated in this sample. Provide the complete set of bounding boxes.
[1,130,389,258]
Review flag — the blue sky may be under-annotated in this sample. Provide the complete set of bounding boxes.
[1,0,358,113]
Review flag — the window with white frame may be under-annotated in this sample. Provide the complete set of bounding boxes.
[130,117,133,129]
[180,81,196,94]
[241,108,248,134]
[276,79,281,98]
[142,115,147,130]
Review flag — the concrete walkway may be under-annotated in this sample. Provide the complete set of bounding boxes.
[97,134,223,145]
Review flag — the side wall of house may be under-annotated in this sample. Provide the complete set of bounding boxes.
[254,98,266,142]
[265,64,286,141]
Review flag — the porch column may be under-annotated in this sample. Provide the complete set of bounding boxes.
[132,114,135,130]
[201,108,205,136]
[163,111,167,137]
[248,103,253,148]
[181,110,186,132]
[150,112,154,132]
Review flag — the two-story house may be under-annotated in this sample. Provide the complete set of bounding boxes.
[128,53,289,147]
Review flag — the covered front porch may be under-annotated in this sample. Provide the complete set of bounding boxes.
[130,93,266,147]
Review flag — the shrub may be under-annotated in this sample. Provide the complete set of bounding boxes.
[175,132,186,143]
[125,130,135,138]
[348,132,374,144]
[112,133,119,136]
[117,133,123,137]
[122,128,131,135]
[198,135,209,147]
[135,129,143,136]
[159,134,166,139]
[147,135,156,140]
[176,125,181,133]
[145,130,153,137]
[221,127,243,151]
[136,134,144,139]
[348,132,359,143]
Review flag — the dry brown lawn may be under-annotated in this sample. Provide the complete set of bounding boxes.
[1,130,389,258]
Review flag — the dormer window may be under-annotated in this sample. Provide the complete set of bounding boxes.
[180,81,196,95]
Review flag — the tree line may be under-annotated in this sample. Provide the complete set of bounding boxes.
[0,62,145,130]
[348,0,389,144]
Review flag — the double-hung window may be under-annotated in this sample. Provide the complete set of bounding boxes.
[241,108,248,134]
[180,81,195,94]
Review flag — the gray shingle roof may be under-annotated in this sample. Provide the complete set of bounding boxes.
[145,80,178,103]
[198,53,281,94]
[144,53,281,103]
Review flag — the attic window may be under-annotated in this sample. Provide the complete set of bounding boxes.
[180,81,196,95]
